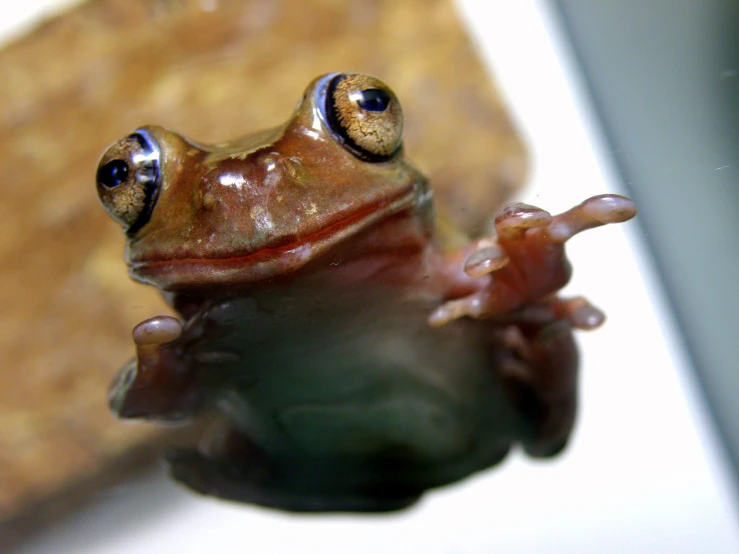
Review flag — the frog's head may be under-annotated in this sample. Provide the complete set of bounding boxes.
[96,73,431,290]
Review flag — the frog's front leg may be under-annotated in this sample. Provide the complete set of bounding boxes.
[429,194,636,326]
[108,316,204,422]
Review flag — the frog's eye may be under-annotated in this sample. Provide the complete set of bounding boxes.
[96,130,161,234]
[325,73,403,160]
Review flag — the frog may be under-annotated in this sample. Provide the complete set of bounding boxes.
[96,72,636,512]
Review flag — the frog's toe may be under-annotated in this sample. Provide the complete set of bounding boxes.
[580,193,637,223]
[132,315,183,347]
[495,203,553,239]
[166,446,280,506]
[548,194,637,243]
[463,202,555,277]
[428,292,489,327]
[524,436,570,458]
[165,447,222,497]
[463,242,509,278]
[553,296,606,330]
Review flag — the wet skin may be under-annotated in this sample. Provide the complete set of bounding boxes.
[97,73,637,512]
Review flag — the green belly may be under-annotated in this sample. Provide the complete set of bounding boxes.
[198,292,512,469]
[277,390,467,458]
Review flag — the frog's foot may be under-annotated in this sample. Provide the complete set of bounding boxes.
[510,295,606,331]
[429,195,636,326]
[499,320,579,458]
[109,316,201,422]
[165,446,422,513]
[550,296,605,330]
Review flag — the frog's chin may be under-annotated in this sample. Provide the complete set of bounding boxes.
[128,188,419,291]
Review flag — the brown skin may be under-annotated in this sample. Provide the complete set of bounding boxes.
[97,73,636,512]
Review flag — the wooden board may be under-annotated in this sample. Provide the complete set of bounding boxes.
[0,0,527,547]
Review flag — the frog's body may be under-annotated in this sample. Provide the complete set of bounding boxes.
[97,73,635,511]
[168,287,517,510]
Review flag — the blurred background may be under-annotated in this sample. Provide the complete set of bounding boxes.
[1,0,738,552]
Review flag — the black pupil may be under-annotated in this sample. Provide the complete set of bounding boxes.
[98,160,129,188]
[357,88,391,112]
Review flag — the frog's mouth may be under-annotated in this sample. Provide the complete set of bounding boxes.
[129,186,420,291]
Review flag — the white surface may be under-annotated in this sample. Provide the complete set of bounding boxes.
[0,0,84,46]
[11,0,739,553]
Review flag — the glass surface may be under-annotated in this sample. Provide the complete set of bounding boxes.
[556,0,739,493]
[3,1,739,552]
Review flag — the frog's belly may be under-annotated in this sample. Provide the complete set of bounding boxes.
[198,292,513,466]
[219,322,507,464]
[277,389,467,459]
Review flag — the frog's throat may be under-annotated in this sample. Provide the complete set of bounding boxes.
[128,187,419,291]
